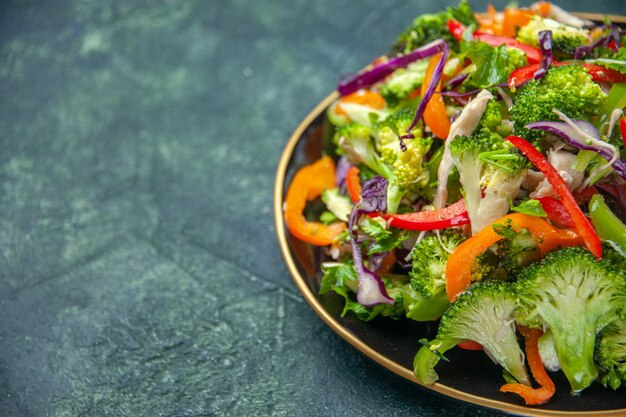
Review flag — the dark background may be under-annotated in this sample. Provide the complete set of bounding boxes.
[0,1,624,416]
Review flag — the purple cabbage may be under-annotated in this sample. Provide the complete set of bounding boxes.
[347,176,393,306]
[335,156,351,193]
[533,30,554,80]
[525,120,626,179]
[337,39,448,96]
[437,89,480,98]
[401,42,450,141]
[574,25,623,60]
[445,73,469,90]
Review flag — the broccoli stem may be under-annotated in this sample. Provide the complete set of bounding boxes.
[551,319,599,394]
[413,338,458,385]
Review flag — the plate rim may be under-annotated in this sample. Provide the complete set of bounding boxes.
[273,12,626,416]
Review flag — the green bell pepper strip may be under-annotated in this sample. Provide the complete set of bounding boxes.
[589,194,626,253]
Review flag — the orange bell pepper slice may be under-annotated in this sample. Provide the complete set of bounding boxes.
[284,156,346,246]
[422,53,451,139]
[502,7,534,37]
[334,90,386,117]
[346,166,361,203]
[500,327,556,405]
[445,213,583,301]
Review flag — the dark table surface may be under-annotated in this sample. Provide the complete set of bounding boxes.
[1,1,624,416]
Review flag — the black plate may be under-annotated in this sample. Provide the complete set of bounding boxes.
[274,15,626,416]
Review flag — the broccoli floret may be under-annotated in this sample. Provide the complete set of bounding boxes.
[409,229,466,299]
[603,241,626,271]
[391,0,477,54]
[370,110,434,209]
[510,65,607,145]
[333,123,392,179]
[378,59,429,108]
[517,17,590,59]
[449,104,527,234]
[494,221,541,275]
[514,247,626,393]
[413,281,530,386]
[596,318,626,390]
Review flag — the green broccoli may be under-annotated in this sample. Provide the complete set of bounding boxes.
[378,59,429,108]
[333,123,393,179]
[372,109,433,191]
[413,281,530,386]
[449,102,527,234]
[333,114,435,213]
[596,318,626,390]
[510,65,607,145]
[391,0,477,55]
[517,16,590,59]
[514,247,626,393]
[409,229,466,299]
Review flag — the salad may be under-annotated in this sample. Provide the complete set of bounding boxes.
[283,1,626,406]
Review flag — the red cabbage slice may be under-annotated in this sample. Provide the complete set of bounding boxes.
[525,119,626,179]
[437,89,480,98]
[575,25,622,60]
[348,176,394,306]
[401,42,450,141]
[533,30,553,80]
[445,73,469,90]
[335,156,351,193]
[337,39,448,96]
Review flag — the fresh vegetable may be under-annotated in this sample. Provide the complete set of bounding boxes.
[346,166,361,203]
[284,156,347,245]
[535,196,573,228]
[422,53,451,139]
[514,247,626,393]
[348,176,394,306]
[525,113,626,179]
[383,199,469,231]
[589,194,626,253]
[506,135,602,258]
[338,40,448,96]
[392,0,477,54]
[509,65,607,145]
[414,281,530,386]
[500,327,556,405]
[409,229,466,299]
[444,213,583,301]
[595,318,626,390]
[517,16,589,58]
[449,105,527,234]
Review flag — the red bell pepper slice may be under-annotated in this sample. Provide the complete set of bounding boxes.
[474,33,542,64]
[535,197,574,228]
[446,19,541,64]
[620,116,626,148]
[509,62,626,88]
[382,199,469,231]
[447,19,466,40]
[458,340,483,351]
[506,136,602,258]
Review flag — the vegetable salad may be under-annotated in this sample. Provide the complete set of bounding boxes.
[284,1,626,405]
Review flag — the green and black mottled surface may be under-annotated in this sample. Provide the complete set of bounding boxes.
[0,1,623,416]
